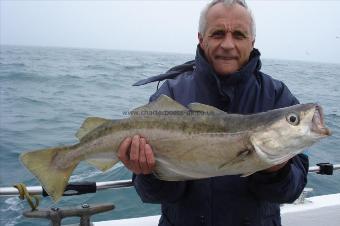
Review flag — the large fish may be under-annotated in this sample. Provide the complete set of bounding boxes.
[20,95,331,202]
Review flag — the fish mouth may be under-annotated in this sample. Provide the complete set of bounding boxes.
[311,105,331,136]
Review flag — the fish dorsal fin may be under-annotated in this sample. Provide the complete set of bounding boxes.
[76,117,110,140]
[188,103,226,114]
[131,95,188,116]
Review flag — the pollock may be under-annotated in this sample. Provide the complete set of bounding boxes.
[20,95,331,202]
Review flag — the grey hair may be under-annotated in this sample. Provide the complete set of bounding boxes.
[198,0,256,40]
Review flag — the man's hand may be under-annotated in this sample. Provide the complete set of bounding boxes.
[118,135,156,175]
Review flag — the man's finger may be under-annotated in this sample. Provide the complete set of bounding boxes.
[139,138,149,174]
[130,135,142,174]
[145,143,155,171]
[117,137,132,167]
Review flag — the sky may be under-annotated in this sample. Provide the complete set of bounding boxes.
[1,0,340,64]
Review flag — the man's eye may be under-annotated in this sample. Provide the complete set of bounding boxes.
[210,31,225,38]
[233,31,247,39]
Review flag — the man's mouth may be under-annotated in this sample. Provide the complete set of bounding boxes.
[216,56,238,61]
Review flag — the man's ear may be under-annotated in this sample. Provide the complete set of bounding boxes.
[198,32,204,49]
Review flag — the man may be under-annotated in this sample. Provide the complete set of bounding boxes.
[118,0,309,225]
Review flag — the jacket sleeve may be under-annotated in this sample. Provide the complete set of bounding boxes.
[133,80,187,204]
[247,81,309,203]
[133,174,187,204]
[248,154,309,203]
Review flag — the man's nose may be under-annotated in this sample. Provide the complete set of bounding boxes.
[220,33,235,50]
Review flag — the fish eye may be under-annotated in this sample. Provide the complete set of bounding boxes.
[286,112,300,126]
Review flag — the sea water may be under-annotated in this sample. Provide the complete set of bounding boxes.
[0,45,339,226]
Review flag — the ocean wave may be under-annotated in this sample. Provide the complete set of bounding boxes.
[31,116,71,125]
[84,64,111,71]
[52,90,65,95]
[0,62,26,67]
[93,73,112,79]
[58,83,83,90]
[3,197,24,212]
[17,97,52,107]
[59,74,83,80]
[325,114,340,128]
[0,197,24,226]
[0,71,50,83]
[68,111,89,118]
[326,113,340,118]
[325,115,340,131]
[123,64,145,70]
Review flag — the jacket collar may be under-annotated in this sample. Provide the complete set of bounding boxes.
[194,46,262,97]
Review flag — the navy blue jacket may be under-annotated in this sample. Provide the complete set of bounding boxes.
[133,47,309,226]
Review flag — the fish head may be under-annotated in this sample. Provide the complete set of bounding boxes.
[250,103,331,165]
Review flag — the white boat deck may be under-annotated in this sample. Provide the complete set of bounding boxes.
[281,193,340,226]
[94,193,340,226]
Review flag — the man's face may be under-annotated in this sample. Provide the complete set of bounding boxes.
[199,3,254,75]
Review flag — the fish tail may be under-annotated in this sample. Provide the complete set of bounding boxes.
[20,146,79,202]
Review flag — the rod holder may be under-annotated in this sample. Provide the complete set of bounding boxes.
[316,163,334,175]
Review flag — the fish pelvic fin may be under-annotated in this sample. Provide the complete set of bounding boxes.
[20,146,79,203]
[76,117,111,141]
[240,171,256,177]
[86,157,119,172]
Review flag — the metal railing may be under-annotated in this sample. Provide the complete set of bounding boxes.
[1,163,339,198]
[0,180,134,197]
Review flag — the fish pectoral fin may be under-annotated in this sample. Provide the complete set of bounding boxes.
[218,147,254,170]
[240,171,256,177]
[131,95,188,116]
[76,117,111,141]
[187,103,226,115]
[86,158,119,172]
